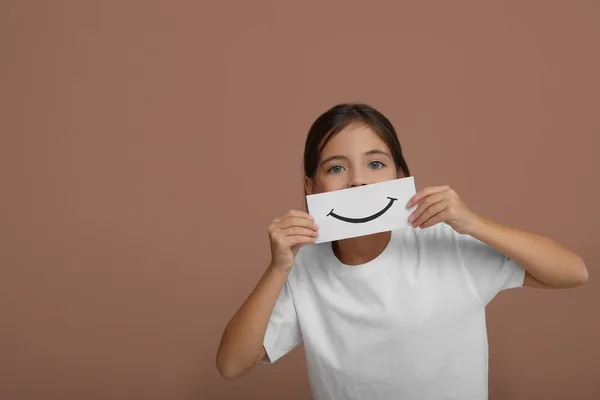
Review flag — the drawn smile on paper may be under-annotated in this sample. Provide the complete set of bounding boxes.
[326,197,398,223]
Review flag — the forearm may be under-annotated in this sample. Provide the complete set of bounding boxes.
[470,216,588,288]
[216,264,289,379]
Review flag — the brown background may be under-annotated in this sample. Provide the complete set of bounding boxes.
[1,1,598,399]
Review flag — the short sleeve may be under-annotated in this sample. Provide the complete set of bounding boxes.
[455,231,526,306]
[261,279,302,364]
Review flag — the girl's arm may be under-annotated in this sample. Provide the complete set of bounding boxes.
[469,216,587,289]
[216,264,288,380]
[407,186,588,289]
[216,209,317,380]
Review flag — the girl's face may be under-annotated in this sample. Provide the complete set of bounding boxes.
[305,124,402,195]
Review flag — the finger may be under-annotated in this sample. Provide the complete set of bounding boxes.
[287,235,318,248]
[289,233,318,243]
[412,195,446,226]
[413,201,446,228]
[406,185,450,208]
[408,192,446,224]
[273,210,314,224]
[280,226,319,238]
[419,213,444,229]
[277,217,318,231]
[269,219,317,236]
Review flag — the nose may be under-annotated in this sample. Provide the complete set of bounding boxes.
[348,170,367,188]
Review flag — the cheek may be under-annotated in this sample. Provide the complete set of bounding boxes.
[315,173,346,193]
[372,168,399,182]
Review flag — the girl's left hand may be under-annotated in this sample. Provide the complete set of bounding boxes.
[406,185,480,235]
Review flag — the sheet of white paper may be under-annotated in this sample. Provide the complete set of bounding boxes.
[306,177,417,243]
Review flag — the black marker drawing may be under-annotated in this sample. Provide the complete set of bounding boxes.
[327,197,398,223]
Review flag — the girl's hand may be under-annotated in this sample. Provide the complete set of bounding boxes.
[268,210,318,272]
[406,186,480,235]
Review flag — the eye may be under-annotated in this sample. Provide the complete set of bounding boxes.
[368,161,385,169]
[327,165,345,174]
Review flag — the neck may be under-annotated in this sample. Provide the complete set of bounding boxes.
[332,231,392,266]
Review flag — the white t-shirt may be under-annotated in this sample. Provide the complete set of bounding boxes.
[262,223,525,400]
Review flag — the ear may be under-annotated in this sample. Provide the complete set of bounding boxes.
[304,176,315,195]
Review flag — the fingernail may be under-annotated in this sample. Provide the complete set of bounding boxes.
[408,215,415,222]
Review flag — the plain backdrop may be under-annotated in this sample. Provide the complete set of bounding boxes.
[1,1,599,399]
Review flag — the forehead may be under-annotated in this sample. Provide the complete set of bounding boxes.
[320,124,390,155]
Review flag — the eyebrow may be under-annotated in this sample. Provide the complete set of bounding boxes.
[319,149,392,167]
[364,149,392,159]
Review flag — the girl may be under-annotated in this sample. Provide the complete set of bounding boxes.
[216,103,587,400]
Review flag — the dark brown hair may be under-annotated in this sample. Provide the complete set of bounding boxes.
[303,103,410,180]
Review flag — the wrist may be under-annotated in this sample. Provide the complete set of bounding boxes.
[468,214,486,238]
[268,261,293,274]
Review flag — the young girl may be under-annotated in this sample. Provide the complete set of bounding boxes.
[216,103,588,399]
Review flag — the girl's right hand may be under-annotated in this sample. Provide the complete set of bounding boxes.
[268,210,319,272]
